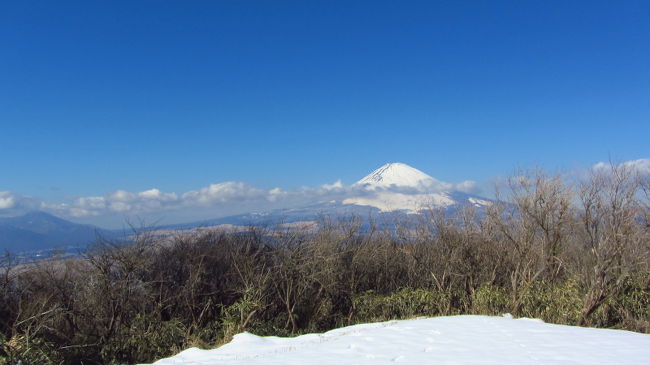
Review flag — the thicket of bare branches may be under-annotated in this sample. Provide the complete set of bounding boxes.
[1,167,648,364]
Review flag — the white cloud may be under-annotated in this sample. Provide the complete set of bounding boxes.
[622,158,650,176]
[267,188,287,202]
[68,207,98,217]
[453,180,479,194]
[0,191,17,210]
[593,158,650,177]
[139,188,177,200]
[182,182,264,205]
[44,179,366,217]
[10,174,484,219]
[0,191,40,213]
[321,180,343,190]
[77,196,106,209]
[44,182,270,217]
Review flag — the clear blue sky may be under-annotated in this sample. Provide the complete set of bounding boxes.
[1,1,649,225]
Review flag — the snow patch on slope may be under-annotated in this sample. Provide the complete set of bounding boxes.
[149,315,650,365]
[468,197,492,207]
[343,192,454,213]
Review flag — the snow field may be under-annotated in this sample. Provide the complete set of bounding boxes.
[149,315,650,364]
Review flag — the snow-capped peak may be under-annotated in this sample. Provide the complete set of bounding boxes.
[344,163,490,213]
[344,163,455,213]
[355,162,440,190]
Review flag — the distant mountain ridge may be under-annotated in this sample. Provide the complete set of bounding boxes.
[0,211,114,254]
[0,163,493,254]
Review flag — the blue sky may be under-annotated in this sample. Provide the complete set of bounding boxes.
[1,1,649,226]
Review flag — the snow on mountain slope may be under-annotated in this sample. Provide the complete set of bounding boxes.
[468,197,492,207]
[355,162,441,190]
[343,163,480,213]
[149,315,650,365]
[343,191,455,213]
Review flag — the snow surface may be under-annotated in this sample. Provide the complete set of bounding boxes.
[355,162,440,190]
[343,192,454,213]
[148,315,650,365]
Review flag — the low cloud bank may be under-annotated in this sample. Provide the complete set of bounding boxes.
[2,177,479,218]
[11,158,646,219]
[593,158,650,176]
[0,191,40,216]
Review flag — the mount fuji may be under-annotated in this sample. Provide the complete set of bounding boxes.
[166,163,492,230]
[343,162,490,213]
[356,162,446,190]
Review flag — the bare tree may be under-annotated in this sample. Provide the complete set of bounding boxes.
[575,163,645,324]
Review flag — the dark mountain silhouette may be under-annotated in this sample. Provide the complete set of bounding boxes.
[0,211,113,253]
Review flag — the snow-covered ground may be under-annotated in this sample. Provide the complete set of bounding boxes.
[149,315,650,364]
